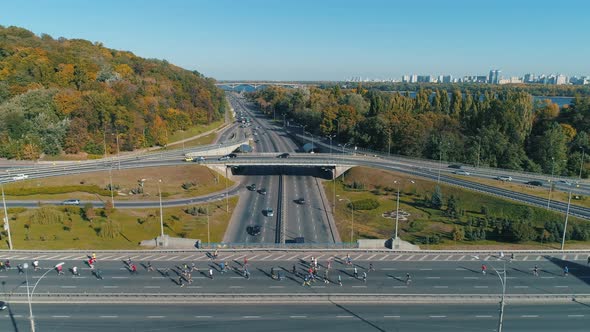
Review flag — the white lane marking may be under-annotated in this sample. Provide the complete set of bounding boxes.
[144,286,160,289]
[392,255,401,261]
[426,277,440,279]
[536,256,542,260]
[382,268,396,270]
[52,315,70,318]
[352,285,367,288]
[195,315,213,318]
[368,254,377,260]
[273,254,286,260]
[555,285,569,288]
[100,315,118,318]
[455,268,465,271]
[60,286,76,288]
[514,286,529,288]
[187,286,202,289]
[337,315,353,318]
[269,286,285,288]
[151,277,165,279]
[568,314,584,317]
[111,276,128,279]
[103,286,119,288]
[433,286,448,288]
[523,256,529,260]
[464,277,479,279]
[420,268,432,271]
[290,315,307,318]
[379,255,389,261]
[230,286,243,288]
[575,254,579,260]
[406,255,415,260]
[243,316,260,318]
[393,286,407,288]
[475,315,493,318]
[429,315,446,318]
[521,315,539,318]
[541,276,554,279]
[311,286,326,289]
[384,315,400,318]
[147,316,165,318]
[458,255,465,260]
[445,255,453,261]
[474,286,489,289]
[419,255,428,261]
[433,255,440,260]
[260,254,273,260]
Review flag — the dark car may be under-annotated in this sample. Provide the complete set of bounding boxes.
[263,208,274,217]
[247,184,257,191]
[258,188,267,195]
[0,301,6,310]
[227,153,238,159]
[295,198,306,205]
[247,225,262,236]
[527,180,543,187]
[448,164,462,169]
[277,153,290,158]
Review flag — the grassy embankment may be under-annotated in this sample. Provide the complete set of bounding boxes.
[324,167,588,249]
[1,196,236,250]
[3,165,233,201]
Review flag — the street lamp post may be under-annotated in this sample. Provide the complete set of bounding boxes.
[476,136,482,168]
[157,179,164,239]
[339,198,354,243]
[547,157,555,208]
[108,166,115,208]
[24,262,65,332]
[393,180,415,248]
[561,184,578,250]
[207,202,210,246]
[327,135,335,155]
[437,149,443,184]
[334,118,340,139]
[495,261,507,332]
[1,183,13,250]
[112,132,121,171]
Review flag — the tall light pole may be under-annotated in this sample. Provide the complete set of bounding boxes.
[108,166,115,208]
[327,135,335,155]
[1,183,13,250]
[478,258,506,332]
[393,180,414,247]
[437,149,443,184]
[112,132,120,171]
[157,179,164,239]
[207,202,210,246]
[334,118,340,139]
[339,197,354,243]
[547,157,555,209]
[561,184,578,250]
[476,136,482,168]
[24,262,65,332]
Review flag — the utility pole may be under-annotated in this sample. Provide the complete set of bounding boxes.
[1,183,13,250]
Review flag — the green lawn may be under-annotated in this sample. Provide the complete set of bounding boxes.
[324,167,588,249]
[167,120,224,144]
[2,197,237,250]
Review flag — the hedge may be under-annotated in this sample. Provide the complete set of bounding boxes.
[350,198,380,210]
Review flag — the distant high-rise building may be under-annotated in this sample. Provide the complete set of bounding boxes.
[410,75,418,83]
[402,75,410,83]
[555,74,567,85]
[488,69,501,84]
[442,75,452,83]
[524,73,535,83]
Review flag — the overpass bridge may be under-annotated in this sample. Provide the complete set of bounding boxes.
[215,81,311,90]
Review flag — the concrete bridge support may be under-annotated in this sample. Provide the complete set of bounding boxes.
[205,165,235,181]
[333,165,353,178]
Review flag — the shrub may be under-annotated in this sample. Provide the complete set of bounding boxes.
[99,219,121,239]
[350,198,379,210]
[30,206,65,225]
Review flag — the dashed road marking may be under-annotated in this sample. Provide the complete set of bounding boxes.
[568,314,584,317]
[195,315,212,318]
[521,315,539,318]
[337,315,353,318]
[52,315,70,318]
[144,286,160,288]
[429,315,446,318]
[426,277,440,279]
[147,316,165,319]
[384,315,400,318]
[514,286,529,288]
[243,316,260,318]
[475,315,493,318]
[103,286,119,289]
[100,315,118,318]
[433,286,448,288]
[290,315,307,318]
[60,286,76,288]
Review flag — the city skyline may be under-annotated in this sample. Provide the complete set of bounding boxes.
[2,0,589,80]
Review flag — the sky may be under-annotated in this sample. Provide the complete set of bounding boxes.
[2,0,589,81]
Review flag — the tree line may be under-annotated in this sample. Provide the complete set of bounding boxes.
[0,26,226,159]
[250,85,590,177]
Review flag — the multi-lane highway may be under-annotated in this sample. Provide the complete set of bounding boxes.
[222,94,333,244]
[1,302,588,332]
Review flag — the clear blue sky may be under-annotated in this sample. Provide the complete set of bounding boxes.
[2,0,589,80]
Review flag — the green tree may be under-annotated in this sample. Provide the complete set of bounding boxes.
[430,185,443,209]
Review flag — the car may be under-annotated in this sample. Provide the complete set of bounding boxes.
[218,156,230,161]
[527,180,543,187]
[448,164,462,169]
[454,170,471,176]
[12,174,28,181]
[496,175,513,182]
[193,156,206,162]
[0,301,6,311]
[227,153,238,159]
[258,188,267,195]
[62,199,80,206]
[247,184,257,191]
[558,180,573,186]
[295,198,306,205]
[184,157,194,162]
[277,153,290,158]
[246,225,262,236]
[263,208,274,217]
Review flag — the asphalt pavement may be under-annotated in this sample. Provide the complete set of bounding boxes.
[1,302,588,332]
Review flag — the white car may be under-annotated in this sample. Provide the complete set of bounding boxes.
[12,174,28,181]
[497,176,513,182]
[454,170,470,176]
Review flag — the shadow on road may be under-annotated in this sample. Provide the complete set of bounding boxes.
[545,255,590,285]
[331,302,387,332]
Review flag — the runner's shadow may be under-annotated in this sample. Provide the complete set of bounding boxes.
[387,274,406,284]
[459,266,481,274]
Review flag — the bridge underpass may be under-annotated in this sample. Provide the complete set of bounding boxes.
[219,164,342,245]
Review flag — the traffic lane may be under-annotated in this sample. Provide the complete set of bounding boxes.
[304,174,332,243]
[2,260,589,295]
[2,302,588,332]
[244,175,279,244]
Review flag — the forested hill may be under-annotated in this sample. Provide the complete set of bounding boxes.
[0,25,226,159]
[251,86,590,178]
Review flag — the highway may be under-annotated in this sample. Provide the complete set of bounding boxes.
[0,251,589,297]
[1,302,588,331]
[223,94,333,244]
